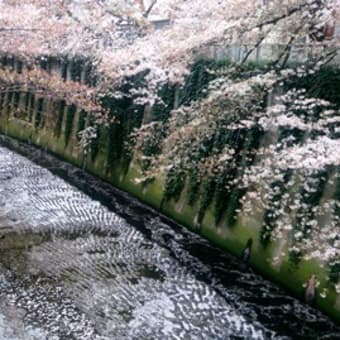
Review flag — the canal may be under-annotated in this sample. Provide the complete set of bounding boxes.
[0,136,339,339]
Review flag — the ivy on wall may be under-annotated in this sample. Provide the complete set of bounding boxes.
[91,127,101,161]
[188,168,201,206]
[178,59,230,106]
[197,176,217,225]
[12,91,20,111]
[76,110,87,141]
[288,168,329,266]
[101,94,143,169]
[39,57,49,71]
[329,260,340,284]
[70,59,83,82]
[160,59,233,212]
[163,167,187,203]
[5,92,13,116]
[214,171,232,225]
[0,93,4,113]
[0,55,15,68]
[225,188,247,227]
[24,92,30,115]
[212,129,250,226]
[64,104,77,145]
[16,60,23,74]
[285,65,340,107]
[260,170,293,246]
[61,60,68,81]
[34,98,44,129]
[28,93,35,122]
[83,63,94,86]
[152,83,176,122]
[55,100,66,138]
[295,169,329,232]
[335,167,340,222]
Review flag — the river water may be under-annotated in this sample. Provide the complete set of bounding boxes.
[0,137,339,340]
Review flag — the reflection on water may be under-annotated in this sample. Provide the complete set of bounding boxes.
[0,137,339,340]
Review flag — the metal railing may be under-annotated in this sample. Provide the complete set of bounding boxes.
[204,43,340,65]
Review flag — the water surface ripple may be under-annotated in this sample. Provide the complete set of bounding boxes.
[0,138,339,339]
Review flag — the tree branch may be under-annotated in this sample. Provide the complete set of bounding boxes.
[144,0,158,18]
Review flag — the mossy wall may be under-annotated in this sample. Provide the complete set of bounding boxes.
[0,55,339,323]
